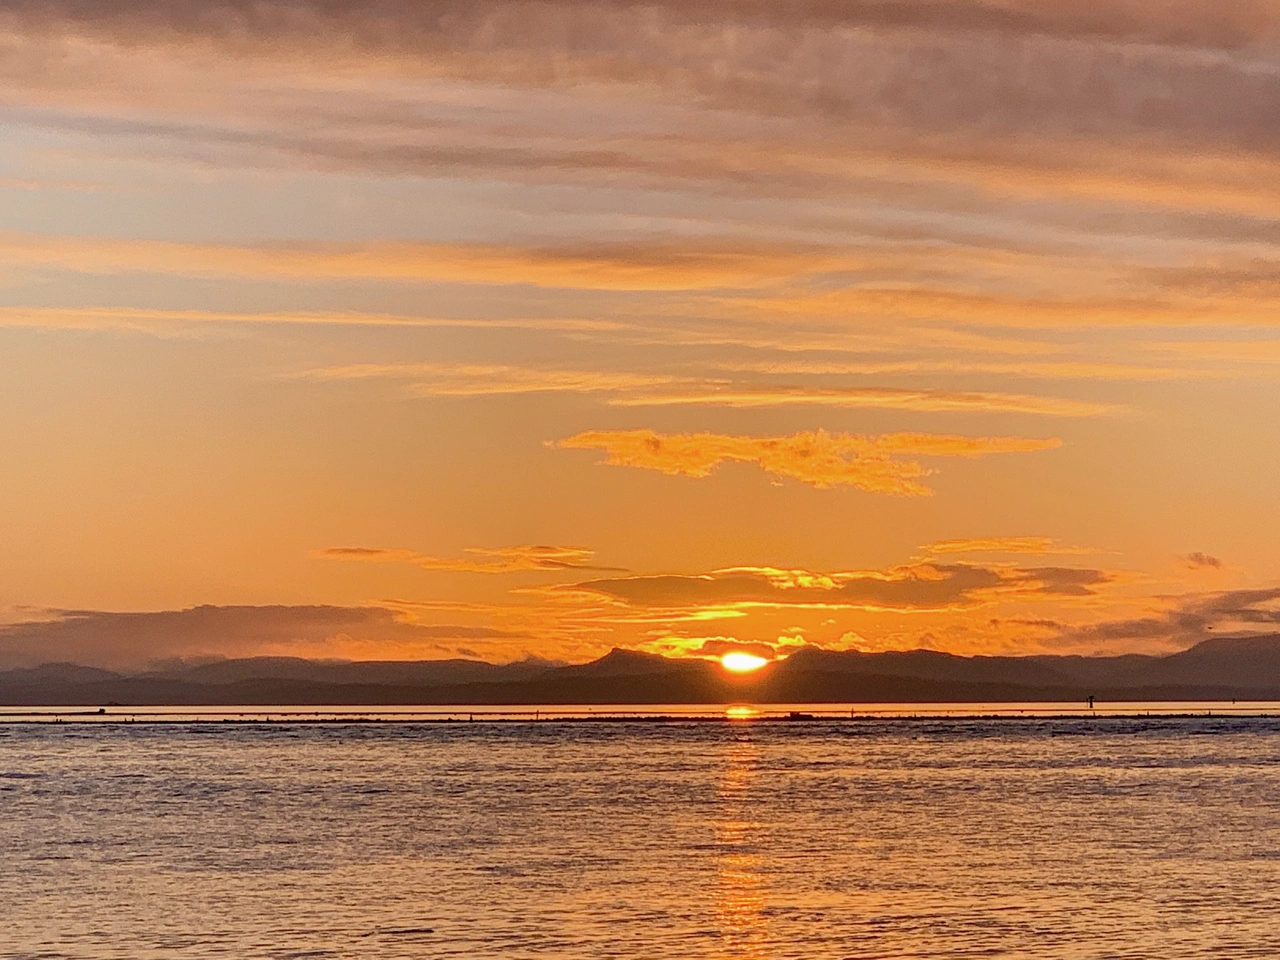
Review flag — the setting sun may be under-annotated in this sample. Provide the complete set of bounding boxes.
[720,652,770,673]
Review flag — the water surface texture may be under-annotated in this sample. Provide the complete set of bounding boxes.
[4,718,1280,959]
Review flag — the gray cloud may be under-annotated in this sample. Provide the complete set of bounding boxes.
[0,605,529,670]
[1054,587,1280,647]
[571,562,1110,610]
[6,1,1280,173]
[1183,551,1224,569]
[6,0,1280,336]
[9,1,1280,53]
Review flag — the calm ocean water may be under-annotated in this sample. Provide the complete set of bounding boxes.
[4,715,1280,959]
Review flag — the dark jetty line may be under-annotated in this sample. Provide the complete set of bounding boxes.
[1,707,1276,724]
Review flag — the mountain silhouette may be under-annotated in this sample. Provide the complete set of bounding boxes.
[2,635,1279,706]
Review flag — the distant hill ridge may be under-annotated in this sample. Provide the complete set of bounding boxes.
[2,635,1279,705]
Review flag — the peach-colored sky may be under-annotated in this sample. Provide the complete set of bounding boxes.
[3,0,1280,669]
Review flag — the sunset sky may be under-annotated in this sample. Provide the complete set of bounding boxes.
[3,0,1280,669]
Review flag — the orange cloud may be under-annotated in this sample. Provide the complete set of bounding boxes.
[718,284,1280,331]
[0,305,623,333]
[314,544,611,573]
[554,429,1061,495]
[9,1,1280,220]
[315,547,422,563]
[636,635,784,661]
[303,363,683,397]
[299,361,1110,415]
[12,229,1280,339]
[922,537,1098,556]
[1152,339,1280,364]
[711,357,1208,382]
[568,562,1112,612]
[612,385,1113,417]
[0,231,864,292]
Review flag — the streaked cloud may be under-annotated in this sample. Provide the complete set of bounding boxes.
[554,428,1061,495]
[0,305,624,333]
[314,544,613,574]
[710,357,1210,382]
[302,363,682,398]
[922,537,1099,556]
[568,562,1111,612]
[299,361,1111,415]
[0,231,875,291]
[719,284,1280,331]
[612,385,1113,417]
[10,228,1280,335]
[1151,339,1280,364]
[8,1,1280,198]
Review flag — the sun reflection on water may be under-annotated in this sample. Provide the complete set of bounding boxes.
[715,736,768,959]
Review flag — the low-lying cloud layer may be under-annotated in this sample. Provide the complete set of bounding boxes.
[0,605,531,670]
[571,562,1110,611]
[1048,588,1280,649]
[3,563,1273,669]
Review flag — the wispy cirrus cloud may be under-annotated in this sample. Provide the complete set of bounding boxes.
[6,0,1280,359]
[297,361,1113,415]
[301,363,683,398]
[553,428,1061,495]
[709,357,1211,382]
[1150,338,1280,365]
[921,537,1100,556]
[8,0,1280,341]
[12,0,1280,62]
[0,304,624,333]
[11,230,1280,333]
[718,283,1280,331]
[612,385,1113,417]
[5,303,1225,392]
[314,544,616,574]
[0,231,877,291]
[8,1,1280,199]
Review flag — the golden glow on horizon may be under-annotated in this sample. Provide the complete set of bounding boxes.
[721,652,770,673]
[725,705,761,720]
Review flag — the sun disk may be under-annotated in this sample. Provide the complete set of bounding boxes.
[720,651,770,673]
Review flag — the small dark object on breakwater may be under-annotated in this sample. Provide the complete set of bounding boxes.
[786,711,815,720]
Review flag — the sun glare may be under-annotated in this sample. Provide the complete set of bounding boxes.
[720,652,770,673]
